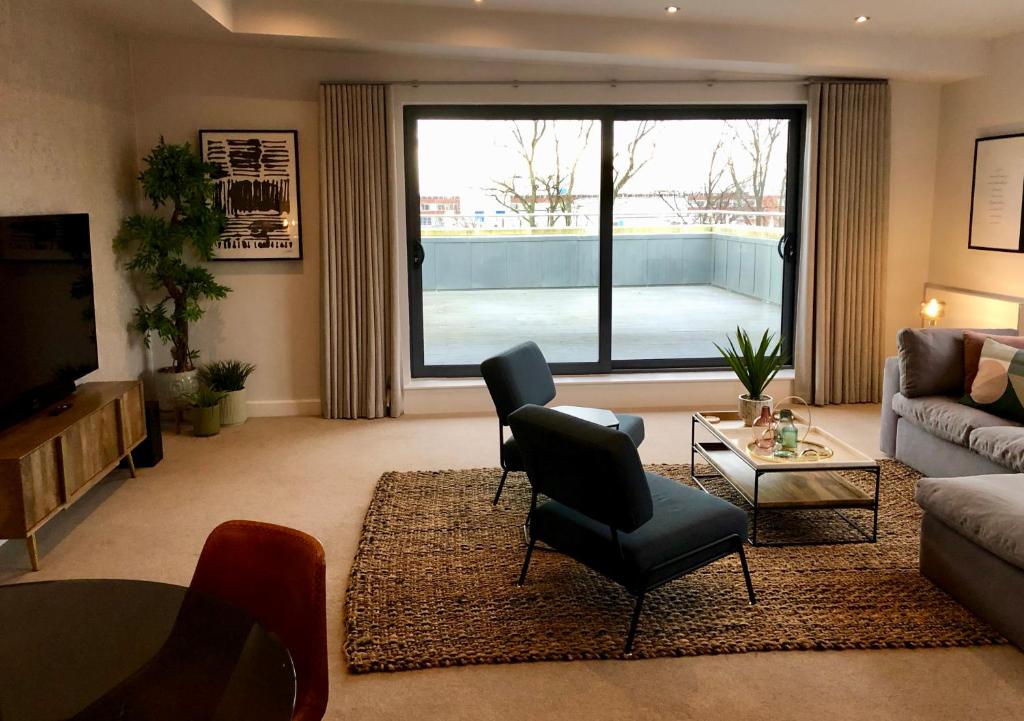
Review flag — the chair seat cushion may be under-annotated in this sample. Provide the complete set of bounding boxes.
[916,474,1024,569]
[502,436,525,471]
[532,472,747,592]
[891,392,1019,446]
[616,413,645,447]
[969,426,1024,473]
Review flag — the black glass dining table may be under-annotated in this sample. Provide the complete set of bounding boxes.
[0,579,296,721]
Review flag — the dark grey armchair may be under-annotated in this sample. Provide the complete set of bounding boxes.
[508,404,755,653]
[480,341,645,505]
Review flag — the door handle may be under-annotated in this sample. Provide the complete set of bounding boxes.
[412,241,425,268]
[777,233,795,262]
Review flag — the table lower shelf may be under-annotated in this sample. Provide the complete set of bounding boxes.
[693,441,877,510]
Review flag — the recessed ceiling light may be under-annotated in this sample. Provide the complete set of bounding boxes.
[855,15,870,23]
[666,6,679,14]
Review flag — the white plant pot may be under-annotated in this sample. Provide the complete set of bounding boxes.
[738,394,773,427]
[219,389,248,426]
[153,368,199,411]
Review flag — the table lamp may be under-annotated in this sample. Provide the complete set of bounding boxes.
[920,297,945,327]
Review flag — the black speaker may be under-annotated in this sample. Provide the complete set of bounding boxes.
[131,400,164,467]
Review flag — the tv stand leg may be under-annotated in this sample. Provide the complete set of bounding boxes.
[126,452,137,478]
[26,535,39,571]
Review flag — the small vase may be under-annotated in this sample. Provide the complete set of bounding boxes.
[192,406,221,437]
[219,389,248,426]
[738,394,772,427]
[751,405,776,449]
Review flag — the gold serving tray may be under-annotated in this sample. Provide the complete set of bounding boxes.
[745,439,835,464]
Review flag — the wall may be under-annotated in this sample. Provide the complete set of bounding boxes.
[884,80,943,354]
[0,0,142,382]
[929,33,1024,322]
[127,38,944,414]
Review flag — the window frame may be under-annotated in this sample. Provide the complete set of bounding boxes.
[404,104,806,378]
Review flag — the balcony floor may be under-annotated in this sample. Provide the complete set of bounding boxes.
[422,285,782,367]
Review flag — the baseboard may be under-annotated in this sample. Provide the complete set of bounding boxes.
[247,399,321,417]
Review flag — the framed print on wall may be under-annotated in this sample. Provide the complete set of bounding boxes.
[199,129,303,260]
[968,132,1024,253]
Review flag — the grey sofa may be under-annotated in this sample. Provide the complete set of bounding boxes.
[882,327,1024,649]
[880,327,1023,477]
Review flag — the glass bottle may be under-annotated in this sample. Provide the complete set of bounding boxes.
[775,408,799,457]
[752,405,775,450]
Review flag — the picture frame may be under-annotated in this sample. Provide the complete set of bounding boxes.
[199,129,303,260]
[968,132,1024,253]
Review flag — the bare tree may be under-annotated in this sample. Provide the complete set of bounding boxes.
[613,120,657,197]
[486,119,656,228]
[725,119,785,226]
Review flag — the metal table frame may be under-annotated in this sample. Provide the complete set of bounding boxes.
[689,412,881,547]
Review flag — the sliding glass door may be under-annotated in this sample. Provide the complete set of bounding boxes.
[405,105,804,377]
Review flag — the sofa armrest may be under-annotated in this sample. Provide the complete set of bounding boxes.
[880,356,900,456]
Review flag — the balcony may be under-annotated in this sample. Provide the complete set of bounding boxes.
[418,223,784,367]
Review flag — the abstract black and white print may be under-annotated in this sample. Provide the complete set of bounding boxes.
[200,130,302,260]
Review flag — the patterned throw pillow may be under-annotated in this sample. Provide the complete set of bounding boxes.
[961,338,1024,422]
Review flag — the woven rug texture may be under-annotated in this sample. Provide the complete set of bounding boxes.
[344,460,1004,672]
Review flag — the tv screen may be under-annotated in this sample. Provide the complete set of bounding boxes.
[0,213,98,431]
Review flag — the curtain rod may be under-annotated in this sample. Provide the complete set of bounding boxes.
[319,78,813,87]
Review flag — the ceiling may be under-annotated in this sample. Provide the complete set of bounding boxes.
[357,0,1024,40]
[63,0,1024,82]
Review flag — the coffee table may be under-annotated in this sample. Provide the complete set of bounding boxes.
[690,410,880,546]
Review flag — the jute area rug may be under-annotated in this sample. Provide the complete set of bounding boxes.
[344,460,1004,673]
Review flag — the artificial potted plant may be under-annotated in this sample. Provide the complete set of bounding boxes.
[114,138,230,410]
[715,327,784,426]
[198,360,256,426]
[185,387,227,437]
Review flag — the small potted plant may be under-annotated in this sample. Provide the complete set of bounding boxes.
[198,360,256,426]
[185,387,227,437]
[715,327,783,426]
[114,138,231,410]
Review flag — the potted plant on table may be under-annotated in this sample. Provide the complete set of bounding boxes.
[198,360,256,426]
[114,138,231,410]
[715,327,784,426]
[185,387,227,437]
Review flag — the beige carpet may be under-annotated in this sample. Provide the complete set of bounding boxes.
[345,460,1004,672]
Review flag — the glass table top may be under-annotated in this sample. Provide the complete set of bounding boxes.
[0,579,295,721]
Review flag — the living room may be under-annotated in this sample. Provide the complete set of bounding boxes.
[1,0,1022,719]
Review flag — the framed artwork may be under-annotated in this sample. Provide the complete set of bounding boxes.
[199,129,302,260]
[968,133,1024,253]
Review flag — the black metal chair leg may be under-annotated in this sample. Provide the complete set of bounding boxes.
[492,468,509,506]
[624,592,646,654]
[737,544,756,604]
[517,538,536,586]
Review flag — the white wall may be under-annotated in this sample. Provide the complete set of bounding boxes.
[929,33,1024,317]
[0,0,142,382]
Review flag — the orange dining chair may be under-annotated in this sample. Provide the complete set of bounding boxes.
[190,520,328,721]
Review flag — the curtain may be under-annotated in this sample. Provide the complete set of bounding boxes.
[796,80,891,405]
[319,83,402,418]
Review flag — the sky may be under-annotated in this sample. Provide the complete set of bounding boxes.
[416,118,791,216]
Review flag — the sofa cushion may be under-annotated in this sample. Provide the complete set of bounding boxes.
[963,330,1024,390]
[960,338,1024,423]
[916,474,1024,569]
[969,426,1024,473]
[897,327,1016,398]
[891,392,1019,446]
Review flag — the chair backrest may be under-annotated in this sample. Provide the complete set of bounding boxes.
[480,341,557,425]
[508,404,653,533]
[190,520,328,721]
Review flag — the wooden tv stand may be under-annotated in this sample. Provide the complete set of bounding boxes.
[0,381,146,570]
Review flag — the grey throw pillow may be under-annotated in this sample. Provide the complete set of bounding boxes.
[897,327,1017,398]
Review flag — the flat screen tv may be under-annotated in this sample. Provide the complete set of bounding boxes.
[0,213,98,432]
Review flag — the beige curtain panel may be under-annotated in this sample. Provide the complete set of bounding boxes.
[797,80,891,405]
[320,83,402,419]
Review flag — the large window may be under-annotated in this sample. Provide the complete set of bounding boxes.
[405,105,804,377]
